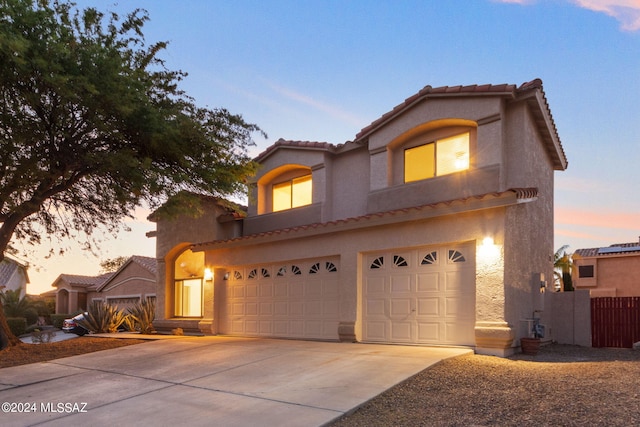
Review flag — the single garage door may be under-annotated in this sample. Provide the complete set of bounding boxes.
[221,257,340,340]
[363,243,475,346]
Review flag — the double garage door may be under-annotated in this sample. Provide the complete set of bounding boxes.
[363,243,476,346]
[220,243,475,346]
[220,258,340,340]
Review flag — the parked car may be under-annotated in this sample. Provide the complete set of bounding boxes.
[62,313,88,336]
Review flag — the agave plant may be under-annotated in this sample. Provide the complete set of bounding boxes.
[127,299,156,334]
[77,301,127,333]
[121,315,137,332]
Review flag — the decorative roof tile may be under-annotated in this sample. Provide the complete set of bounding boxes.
[130,255,158,275]
[354,78,567,171]
[254,138,338,162]
[192,188,537,250]
[57,273,113,288]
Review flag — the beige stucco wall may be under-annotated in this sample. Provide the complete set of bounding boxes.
[152,200,237,322]
[502,100,556,341]
[96,261,156,311]
[547,290,591,346]
[574,255,640,297]
[201,206,513,347]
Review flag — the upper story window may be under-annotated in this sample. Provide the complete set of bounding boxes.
[578,265,594,278]
[404,132,470,183]
[273,174,312,212]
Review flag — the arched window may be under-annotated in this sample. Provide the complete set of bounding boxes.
[173,249,204,317]
[256,165,313,214]
[389,120,477,186]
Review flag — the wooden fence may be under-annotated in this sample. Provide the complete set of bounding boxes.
[591,297,640,348]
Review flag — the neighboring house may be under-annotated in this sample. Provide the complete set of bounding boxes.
[0,256,29,298]
[53,255,157,314]
[572,238,640,297]
[150,79,568,356]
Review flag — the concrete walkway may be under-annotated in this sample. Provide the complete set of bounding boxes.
[0,336,472,427]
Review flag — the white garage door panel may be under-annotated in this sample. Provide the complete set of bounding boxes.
[221,258,340,340]
[363,244,475,346]
[417,297,440,316]
[417,322,440,341]
[417,273,439,291]
[391,322,412,341]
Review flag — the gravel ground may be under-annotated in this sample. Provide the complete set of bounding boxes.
[0,336,146,368]
[330,344,640,427]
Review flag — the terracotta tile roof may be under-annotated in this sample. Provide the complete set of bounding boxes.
[356,82,519,140]
[354,79,567,170]
[254,138,339,162]
[575,240,640,257]
[57,273,114,288]
[95,255,157,292]
[192,188,537,250]
[148,191,246,222]
[130,255,158,275]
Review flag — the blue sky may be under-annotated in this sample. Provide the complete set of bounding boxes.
[23,0,640,293]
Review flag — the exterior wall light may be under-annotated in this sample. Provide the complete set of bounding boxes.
[478,236,500,261]
[204,268,213,281]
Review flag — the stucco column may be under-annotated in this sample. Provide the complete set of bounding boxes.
[68,291,79,314]
[338,251,358,342]
[155,259,167,321]
[198,267,223,335]
[474,240,515,356]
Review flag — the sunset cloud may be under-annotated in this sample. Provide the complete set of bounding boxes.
[494,0,640,31]
[556,207,640,230]
[573,0,640,31]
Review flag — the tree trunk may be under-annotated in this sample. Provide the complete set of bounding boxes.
[0,228,25,349]
[0,304,22,350]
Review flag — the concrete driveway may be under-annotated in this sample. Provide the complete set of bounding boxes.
[0,336,471,427]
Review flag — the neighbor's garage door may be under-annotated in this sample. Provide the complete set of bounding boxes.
[221,258,340,340]
[363,243,475,346]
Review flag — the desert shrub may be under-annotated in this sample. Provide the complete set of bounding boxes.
[1,289,23,314]
[50,314,70,329]
[127,299,156,334]
[24,307,39,326]
[77,301,127,333]
[7,317,27,337]
[121,315,136,332]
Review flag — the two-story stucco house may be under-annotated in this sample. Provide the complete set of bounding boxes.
[572,238,640,297]
[150,79,567,356]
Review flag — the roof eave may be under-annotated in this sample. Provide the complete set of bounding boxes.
[192,188,537,252]
[518,90,568,171]
[355,88,516,143]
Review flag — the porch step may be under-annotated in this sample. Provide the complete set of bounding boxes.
[153,319,206,336]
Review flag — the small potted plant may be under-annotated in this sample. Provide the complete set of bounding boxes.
[520,318,543,355]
